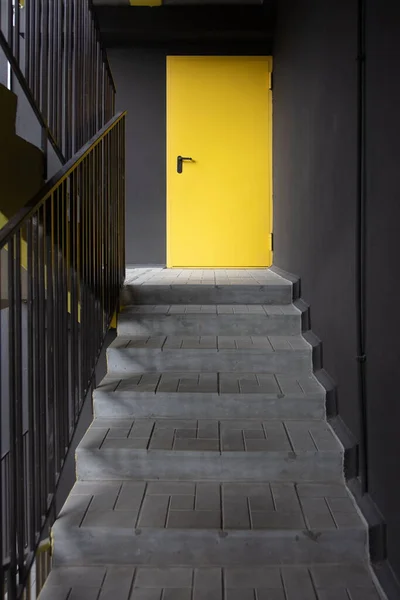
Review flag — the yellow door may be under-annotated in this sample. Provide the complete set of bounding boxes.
[167,56,273,268]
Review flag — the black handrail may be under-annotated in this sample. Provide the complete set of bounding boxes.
[0,111,126,600]
[0,0,116,163]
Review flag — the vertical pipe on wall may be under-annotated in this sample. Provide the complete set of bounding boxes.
[356,0,368,494]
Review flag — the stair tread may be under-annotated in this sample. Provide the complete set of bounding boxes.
[39,563,381,600]
[96,372,324,396]
[120,303,300,315]
[58,479,363,532]
[109,334,310,352]
[79,417,341,453]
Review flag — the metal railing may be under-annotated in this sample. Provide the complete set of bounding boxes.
[0,0,116,162]
[0,111,126,599]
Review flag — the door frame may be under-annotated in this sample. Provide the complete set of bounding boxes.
[166,54,274,269]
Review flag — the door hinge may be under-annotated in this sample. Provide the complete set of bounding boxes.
[269,72,274,91]
[270,232,274,252]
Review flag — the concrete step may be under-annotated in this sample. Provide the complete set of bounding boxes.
[94,373,325,420]
[106,335,312,375]
[76,418,343,482]
[118,304,301,336]
[40,563,382,600]
[121,269,293,307]
[122,269,292,304]
[52,480,366,568]
[121,283,293,306]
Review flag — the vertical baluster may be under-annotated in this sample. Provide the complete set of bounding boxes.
[61,182,69,446]
[56,185,64,453]
[83,157,89,388]
[31,211,40,538]
[91,17,96,139]
[47,0,54,138]
[34,0,41,102]
[79,0,85,148]
[46,195,56,487]
[96,143,102,344]
[8,235,17,600]
[25,0,31,88]
[0,245,3,600]
[122,118,126,282]
[26,218,37,550]
[7,0,13,67]
[38,206,47,520]
[95,43,101,133]
[102,64,106,127]
[81,0,87,145]
[63,0,68,158]
[106,131,111,317]
[110,128,116,308]
[77,163,84,402]
[14,0,20,66]
[40,0,48,123]
[72,0,78,153]
[99,138,105,331]
[81,158,88,399]
[14,231,25,589]
[86,4,91,141]
[56,0,63,147]
[52,187,60,467]
[120,119,125,286]
[69,173,77,424]
[92,146,99,350]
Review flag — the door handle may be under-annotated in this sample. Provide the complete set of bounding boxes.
[177,155,193,174]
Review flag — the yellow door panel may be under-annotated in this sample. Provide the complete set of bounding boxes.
[167,56,273,268]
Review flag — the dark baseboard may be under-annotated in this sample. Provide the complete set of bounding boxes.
[372,560,400,600]
[294,297,311,332]
[329,415,359,481]
[347,478,387,563]
[314,368,338,418]
[303,330,323,372]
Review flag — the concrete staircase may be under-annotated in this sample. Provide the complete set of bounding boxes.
[41,269,382,599]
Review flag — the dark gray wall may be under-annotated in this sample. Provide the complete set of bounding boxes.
[108,48,167,265]
[273,0,400,585]
[365,0,400,579]
[108,40,274,266]
[273,0,359,435]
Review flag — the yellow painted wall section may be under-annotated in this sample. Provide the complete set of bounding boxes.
[167,56,273,268]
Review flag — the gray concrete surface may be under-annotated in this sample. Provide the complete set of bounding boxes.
[42,269,382,599]
[106,334,312,375]
[40,564,382,600]
[121,268,293,305]
[118,304,302,336]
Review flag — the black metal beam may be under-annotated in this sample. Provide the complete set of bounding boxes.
[95,4,275,45]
